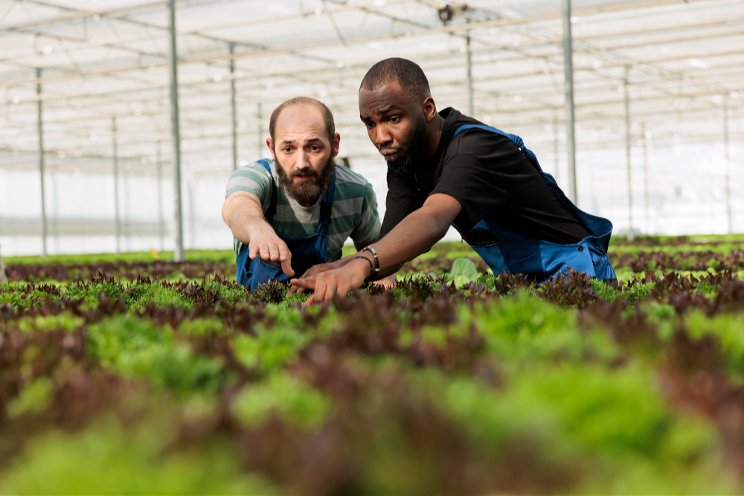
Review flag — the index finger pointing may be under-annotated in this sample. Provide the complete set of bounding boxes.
[290,277,316,290]
[280,257,295,278]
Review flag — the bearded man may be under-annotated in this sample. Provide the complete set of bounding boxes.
[222,96,381,291]
[292,58,616,303]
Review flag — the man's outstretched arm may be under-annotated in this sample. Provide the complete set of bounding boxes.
[222,191,294,277]
[290,193,461,303]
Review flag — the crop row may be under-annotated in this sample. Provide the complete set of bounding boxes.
[1,265,743,493]
[4,249,744,284]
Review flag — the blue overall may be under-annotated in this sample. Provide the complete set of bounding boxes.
[451,124,616,282]
[235,160,336,291]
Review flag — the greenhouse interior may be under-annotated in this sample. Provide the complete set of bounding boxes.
[1,0,741,257]
[1,2,744,495]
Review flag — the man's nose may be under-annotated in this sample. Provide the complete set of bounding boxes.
[295,149,310,169]
[372,125,392,147]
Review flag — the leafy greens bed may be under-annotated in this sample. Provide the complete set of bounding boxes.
[1,237,743,494]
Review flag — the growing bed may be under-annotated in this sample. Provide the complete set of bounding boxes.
[1,236,743,494]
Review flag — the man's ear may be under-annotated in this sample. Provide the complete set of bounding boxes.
[331,132,341,157]
[266,138,276,159]
[423,96,438,123]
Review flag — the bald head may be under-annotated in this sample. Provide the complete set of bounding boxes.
[360,58,431,99]
[269,97,335,143]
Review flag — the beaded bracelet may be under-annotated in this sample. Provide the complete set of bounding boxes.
[362,246,380,274]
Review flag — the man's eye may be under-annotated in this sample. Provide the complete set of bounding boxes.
[389,116,401,124]
[364,121,374,129]
[282,147,292,153]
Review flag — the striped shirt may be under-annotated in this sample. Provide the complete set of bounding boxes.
[225,159,381,260]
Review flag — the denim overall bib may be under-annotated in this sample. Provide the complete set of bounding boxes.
[236,159,336,291]
[452,124,616,282]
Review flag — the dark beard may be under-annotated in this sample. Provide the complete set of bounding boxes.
[387,117,428,178]
[276,156,334,207]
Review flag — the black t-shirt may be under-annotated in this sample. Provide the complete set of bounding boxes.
[381,108,590,244]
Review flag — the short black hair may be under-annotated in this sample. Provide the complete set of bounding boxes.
[360,58,431,99]
[269,96,335,143]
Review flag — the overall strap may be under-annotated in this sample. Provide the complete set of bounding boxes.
[256,159,278,223]
[318,168,336,226]
[454,124,544,173]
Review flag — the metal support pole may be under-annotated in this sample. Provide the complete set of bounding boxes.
[257,102,263,157]
[124,169,130,251]
[112,117,121,254]
[157,142,165,250]
[553,108,560,184]
[51,167,59,252]
[465,20,474,116]
[167,0,185,261]
[188,176,196,247]
[642,124,650,234]
[723,97,732,234]
[624,66,634,240]
[35,68,48,256]
[229,42,238,170]
[562,0,578,204]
